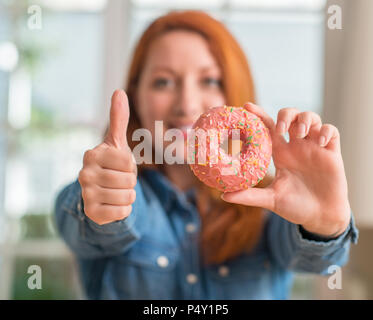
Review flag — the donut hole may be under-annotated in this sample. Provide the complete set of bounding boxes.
[220,135,244,158]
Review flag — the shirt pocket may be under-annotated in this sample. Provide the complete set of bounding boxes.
[103,240,180,299]
[208,251,272,299]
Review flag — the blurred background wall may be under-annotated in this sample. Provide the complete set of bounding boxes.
[0,0,371,299]
[316,0,373,299]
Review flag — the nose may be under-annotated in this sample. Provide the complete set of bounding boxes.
[173,78,202,118]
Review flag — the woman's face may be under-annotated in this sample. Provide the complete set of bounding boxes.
[136,30,226,163]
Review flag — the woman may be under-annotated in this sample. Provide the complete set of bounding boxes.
[55,10,358,299]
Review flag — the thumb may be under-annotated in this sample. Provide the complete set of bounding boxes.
[221,187,275,212]
[104,89,130,149]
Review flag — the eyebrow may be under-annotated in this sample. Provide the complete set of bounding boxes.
[150,66,177,75]
[150,65,221,74]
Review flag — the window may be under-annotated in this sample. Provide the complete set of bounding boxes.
[129,0,326,119]
[0,0,327,299]
[0,0,107,299]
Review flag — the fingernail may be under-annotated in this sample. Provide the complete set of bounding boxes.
[297,123,306,138]
[319,136,326,147]
[277,121,286,135]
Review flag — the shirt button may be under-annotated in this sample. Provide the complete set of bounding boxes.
[186,273,198,284]
[218,265,230,277]
[156,255,169,268]
[185,223,197,233]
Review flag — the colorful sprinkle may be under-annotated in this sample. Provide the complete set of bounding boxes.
[189,105,272,192]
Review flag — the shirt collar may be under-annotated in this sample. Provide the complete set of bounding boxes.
[140,168,196,212]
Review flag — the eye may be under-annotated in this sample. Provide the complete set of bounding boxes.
[152,77,174,89]
[202,77,222,88]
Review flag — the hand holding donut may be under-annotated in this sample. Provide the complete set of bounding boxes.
[78,90,137,225]
[221,103,351,238]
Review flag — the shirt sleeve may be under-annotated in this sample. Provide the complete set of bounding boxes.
[54,178,149,259]
[266,210,359,274]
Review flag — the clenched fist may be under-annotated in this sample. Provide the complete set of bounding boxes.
[78,90,137,225]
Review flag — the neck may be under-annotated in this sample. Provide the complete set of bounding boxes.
[163,164,198,192]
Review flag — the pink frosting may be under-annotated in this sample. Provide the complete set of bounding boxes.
[188,105,272,192]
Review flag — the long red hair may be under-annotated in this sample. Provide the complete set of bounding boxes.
[125,10,271,265]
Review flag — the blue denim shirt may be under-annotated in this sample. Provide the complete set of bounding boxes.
[54,168,358,300]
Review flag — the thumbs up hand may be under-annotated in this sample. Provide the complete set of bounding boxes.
[78,90,137,225]
[104,89,131,149]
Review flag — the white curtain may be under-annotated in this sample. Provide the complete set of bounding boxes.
[315,0,373,300]
[323,0,373,228]
[102,0,132,133]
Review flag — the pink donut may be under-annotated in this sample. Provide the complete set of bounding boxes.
[188,105,272,192]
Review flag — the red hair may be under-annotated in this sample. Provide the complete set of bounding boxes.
[125,10,271,265]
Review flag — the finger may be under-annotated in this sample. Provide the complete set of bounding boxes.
[292,111,322,139]
[86,204,132,225]
[243,102,286,145]
[96,146,136,173]
[97,169,137,189]
[243,102,275,132]
[104,89,130,149]
[99,204,132,223]
[221,187,275,212]
[276,107,299,137]
[98,187,136,206]
[318,123,340,152]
